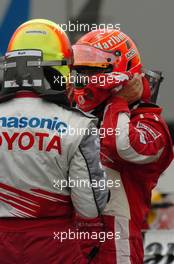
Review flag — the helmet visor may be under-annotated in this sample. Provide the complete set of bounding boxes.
[73,44,116,68]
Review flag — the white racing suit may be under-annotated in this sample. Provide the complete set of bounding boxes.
[0,91,108,264]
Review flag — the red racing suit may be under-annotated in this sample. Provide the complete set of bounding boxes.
[77,96,173,264]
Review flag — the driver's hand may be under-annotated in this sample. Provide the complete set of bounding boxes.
[114,73,144,104]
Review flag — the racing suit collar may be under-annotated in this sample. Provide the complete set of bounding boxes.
[131,103,162,117]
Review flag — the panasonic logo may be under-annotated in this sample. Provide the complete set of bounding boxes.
[0,116,68,133]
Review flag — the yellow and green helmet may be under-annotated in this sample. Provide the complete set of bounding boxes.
[7,18,72,78]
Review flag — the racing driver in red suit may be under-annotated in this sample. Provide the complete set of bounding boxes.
[71,29,174,263]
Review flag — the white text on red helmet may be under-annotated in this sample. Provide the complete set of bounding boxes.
[93,32,125,50]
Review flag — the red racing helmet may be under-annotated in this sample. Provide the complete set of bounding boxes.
[71,29,146,112]
[73,29,142,74]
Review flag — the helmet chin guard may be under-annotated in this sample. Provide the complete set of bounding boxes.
[0,49,71,105]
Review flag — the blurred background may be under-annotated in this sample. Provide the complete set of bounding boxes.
[0,0,174,261]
